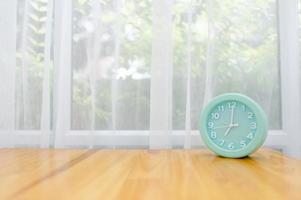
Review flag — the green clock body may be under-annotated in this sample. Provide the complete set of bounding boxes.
[199,93,268,158]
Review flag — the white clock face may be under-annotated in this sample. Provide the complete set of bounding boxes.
[206,100,257,151]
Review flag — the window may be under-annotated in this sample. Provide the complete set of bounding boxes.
[0,0,299,156]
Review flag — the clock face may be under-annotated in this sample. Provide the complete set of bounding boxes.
[200,93,267,158]
[206,100,257,151]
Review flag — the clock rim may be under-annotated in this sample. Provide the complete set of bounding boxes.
[199,93,268,158]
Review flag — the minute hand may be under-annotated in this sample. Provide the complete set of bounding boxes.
[230,105,234,125]
[224,106,235,136]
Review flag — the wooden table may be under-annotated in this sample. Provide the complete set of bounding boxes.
[0,148,300,200]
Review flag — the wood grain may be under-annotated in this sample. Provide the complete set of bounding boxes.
[0,148,300,200]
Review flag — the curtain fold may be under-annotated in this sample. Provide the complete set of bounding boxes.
[149,0,173,149]
[40,0,53,147]
[184,0,193,149]
[0,1,16,147]
[203,0,213,107]
[53,0,72,147]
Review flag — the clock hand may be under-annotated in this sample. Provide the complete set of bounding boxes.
[224,122,240,136]
[230,105,234,125]
[213,123,239,129]
[224,106,236,136]
[224,126,232,136]
[213,125,230,129]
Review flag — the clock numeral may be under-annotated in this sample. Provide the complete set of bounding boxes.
[218,105,225,112]
[210,131,217,139]
[240,140,247,148]
[211,113,220,120]
[250,122,256,129]
[241,105,246,112]
[228,102,236,109]
[208,122,214,128]
[248,112,254,119]
[219,140,225,146]
[247,132,253,140]
[228,143,234,149]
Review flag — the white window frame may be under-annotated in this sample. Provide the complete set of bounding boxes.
[278,0,301,157]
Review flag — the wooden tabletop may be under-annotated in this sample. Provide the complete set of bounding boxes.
[0,148,300,200]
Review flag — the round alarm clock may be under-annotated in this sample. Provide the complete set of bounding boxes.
[199,93,268,158]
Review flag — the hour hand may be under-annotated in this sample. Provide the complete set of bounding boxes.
[224,126,232,136]
[223,123,239,136]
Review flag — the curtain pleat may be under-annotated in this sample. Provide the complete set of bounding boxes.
[184,0,194,149]
[0,1,16,146]
[111,0,122,148]
[86,0,102,147]
[20,0,30,129]
[40,0,54,147]
[149,0,173,149]
[53,0,72,147]
[203,0,214,107]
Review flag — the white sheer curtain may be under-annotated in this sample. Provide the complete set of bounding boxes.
[0,0,281,149]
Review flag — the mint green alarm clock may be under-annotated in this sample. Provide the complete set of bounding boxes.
[199,93,268,158]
